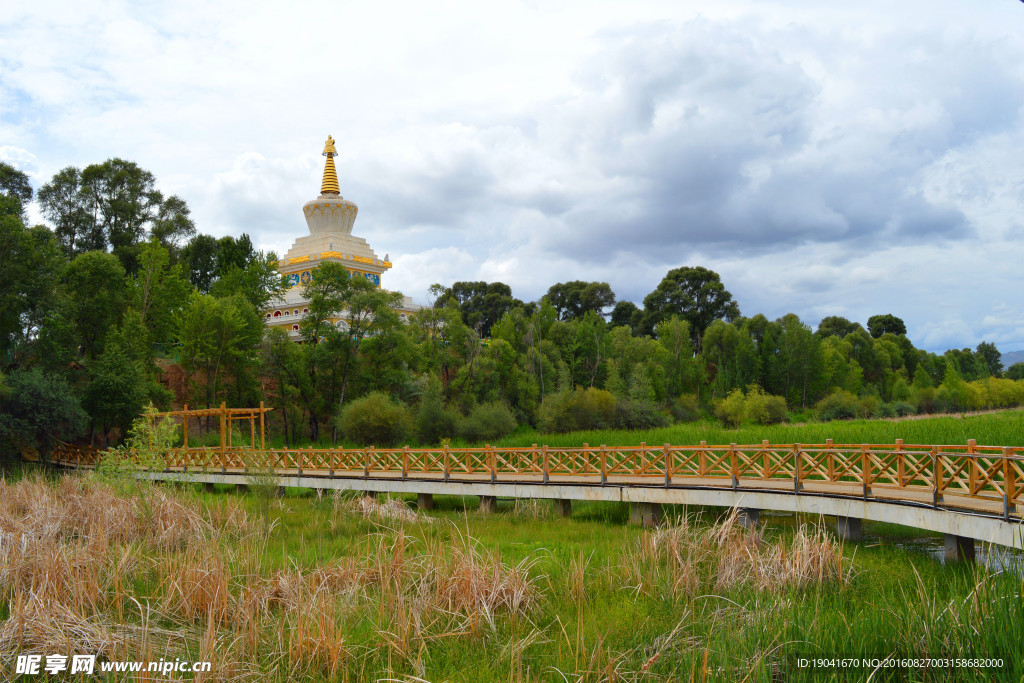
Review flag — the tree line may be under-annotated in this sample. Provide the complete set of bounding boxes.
[2,159,1022,458]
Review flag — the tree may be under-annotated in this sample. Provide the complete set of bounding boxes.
[544,281,616,321]
[181,234,220,293]
[1006,363,1024,381]
[210,250,285,311]
[0,161,33,222]
[84,335,146,446]
[61,250,127,361]
[816,316,865,339]
[150,195,196,255]
[129,240,192,346]
[38,166,102,256]
[0,217,65,370]
[867,314,907,338]
[610,301,642,332]
[0,368,87,460]
[641,266,740,351]
[436,281,522,337]
[975,341,1003,378]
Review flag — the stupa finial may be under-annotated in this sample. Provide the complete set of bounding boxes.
[320,135,340,195]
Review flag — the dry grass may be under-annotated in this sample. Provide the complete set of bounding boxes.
[620,507,852,597]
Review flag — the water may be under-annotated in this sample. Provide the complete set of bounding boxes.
[757,510,1024,573]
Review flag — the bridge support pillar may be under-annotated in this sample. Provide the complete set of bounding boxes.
[235,484,248,494]
[554,498,572,517]
[479,496,498,513]
[362,491,380,500]
[629,502,662,527]
[204,483,216,493]
[417,493,434,511]
[836,516,862,542]
[276,486,287,498]
[944,534,975,562]
[737,508,760,529]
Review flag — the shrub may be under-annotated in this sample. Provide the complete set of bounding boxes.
[892,401,915,417]
[460,401,517,443]
[815,389,859,421]
[743,386,788,425]
[415,378,460,445]
[539,387,617,433]
[671,394,700,423]
[613,398,669,430]
[876,402,896,418]
[337,392,413,447]
[714,389,746,428]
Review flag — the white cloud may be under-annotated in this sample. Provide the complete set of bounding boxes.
[3,0,1024,352]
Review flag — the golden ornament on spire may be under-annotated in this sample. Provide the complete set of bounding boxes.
[320,135,340,195]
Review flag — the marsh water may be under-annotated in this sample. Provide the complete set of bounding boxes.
[757,509,1024,573]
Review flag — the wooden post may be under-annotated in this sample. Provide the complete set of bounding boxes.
[597,444,605,484]
[259,401,266,451]
[793,444,802,493]
[402,445,409,480]
[699,440,707,477]
[219,403,227,463]
[932,447,942,507]
[895,439,905,487]
[730,443,738,489]
[1003,448,1015,520]
[762,440,770,479]
[488,444,496,483]
[968,439,977,494]
[443,444,450,482]
[542,445,550,484]
[183,403,189,449]
[663,443,672,487]
[862,444,871,499]
[826,439,834,481]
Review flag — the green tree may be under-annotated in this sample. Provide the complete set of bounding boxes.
[180,234,220,293]
[816,316,865,339]
[0,217,65,370]
[38,166,102,256]
[867,314,907,338]
[610,301,642,333]
[641,266,740,351]
[975,341,1003,378]
[129,240,192,346]
[0,368,87,460]
[437,281,522,337]
[61,251,128,360]
[0,161,33,222]
[210,250,286,310]
[544,281,616,321]
[84,335,146,446]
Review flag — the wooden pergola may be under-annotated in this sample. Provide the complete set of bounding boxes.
[151,402,274,451]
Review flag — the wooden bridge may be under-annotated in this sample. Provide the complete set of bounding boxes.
[46,438,1024,561]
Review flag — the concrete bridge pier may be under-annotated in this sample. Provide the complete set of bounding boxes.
[417,493,434,511]
[630,502,662,527]
[362,491,380,500]
[554,498,572,517]
[945,534,976,562]
[235,484,249,494]
[479,495,498,513]
[204,482,216,493]
[737,508,760,529]
[836,515,863,542]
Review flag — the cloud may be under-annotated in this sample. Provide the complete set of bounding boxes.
[4,0,1024,353]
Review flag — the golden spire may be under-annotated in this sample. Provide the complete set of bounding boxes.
[320,135,340,195]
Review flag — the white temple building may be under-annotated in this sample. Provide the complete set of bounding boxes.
[264,136,420,337]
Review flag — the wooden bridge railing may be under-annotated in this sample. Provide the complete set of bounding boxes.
[43,439,1023,520]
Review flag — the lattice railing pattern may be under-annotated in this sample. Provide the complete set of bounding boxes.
[41,438,1022,518]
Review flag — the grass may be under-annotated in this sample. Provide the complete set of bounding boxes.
[1,469,1022,681]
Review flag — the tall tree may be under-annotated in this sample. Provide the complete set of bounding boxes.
[544,281,616,321]
[0,216,64,370]
[867,314,907,338]
[641,266,740,351]
[0,161,33,222]
[975,341,1003,378]
[61,250,127,361]
[437,281,522,337]
[816,316,865,339]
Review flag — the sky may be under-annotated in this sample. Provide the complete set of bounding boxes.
[2,0,1024,354]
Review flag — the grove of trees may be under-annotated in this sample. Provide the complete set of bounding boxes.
[3,158,1023,458]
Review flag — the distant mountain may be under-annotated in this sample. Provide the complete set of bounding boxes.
[1003,350,1024,368]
